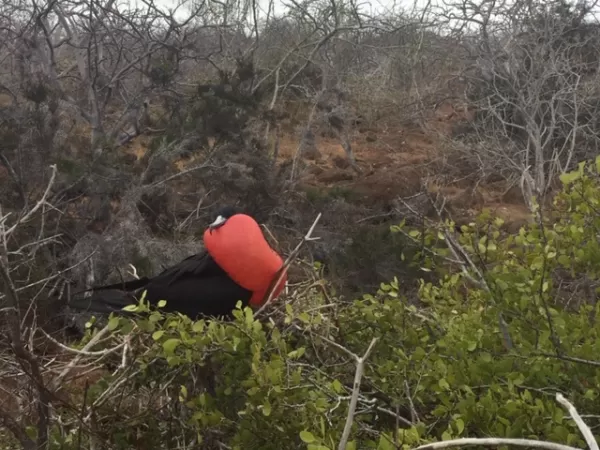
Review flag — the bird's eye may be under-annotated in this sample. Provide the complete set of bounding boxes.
[209,215,227,233]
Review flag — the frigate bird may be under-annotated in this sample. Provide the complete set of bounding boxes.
[68,206,287,320]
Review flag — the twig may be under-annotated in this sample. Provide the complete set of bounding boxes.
[414,393,597,450]
[338,337,378,450]
[146,163,224,188]
[414,438,582,450]
[89,369,141,411]
[263,66,281,143]
[119,335,130,370]
[0,223,51,448]
[0,249,97,302]
[255,213,322,316]
[51,324,112,391]
[39,328,124,357]
[537,353,600,368]
[375,405,413,427]
[0,405,36,450]
[77,382,90,450]
[556,393,599,450]
[128,264,140,280]
[5,164,58,236]
[405,379,420,423]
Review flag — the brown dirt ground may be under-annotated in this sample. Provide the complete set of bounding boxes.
[273,101,532,229]
[42,97,532,232]
[40,96,533,235]
[116,98,532,231]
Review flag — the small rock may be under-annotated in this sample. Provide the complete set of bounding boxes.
[317,168,355,183]
[332,155,350,169]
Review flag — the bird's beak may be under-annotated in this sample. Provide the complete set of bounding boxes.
[209,215,227,234]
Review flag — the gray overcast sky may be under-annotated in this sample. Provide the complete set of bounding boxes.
[149,0,426,20]
[147,0,594,28]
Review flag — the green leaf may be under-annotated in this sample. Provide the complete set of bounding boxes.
[122,304,139,312]
[107,316,120,331]
[584,389,596,400]
[162,338,181,355]
[298,312,310,323]
[559,170,581,185]
[157,299,167,308]
[245,307,254,327]
[262,401,272,417]
[288,347,306,359]
[149,312,162,323]
[192,321,205,333]
[332,379,343,394]
[376,436,395,450]
[152,330,165,341]
[300,430,316,444]
[455,418,465,435]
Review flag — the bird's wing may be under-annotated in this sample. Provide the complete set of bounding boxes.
[150,248,214,287]
[75,249,213,296]
[81,276,151,294]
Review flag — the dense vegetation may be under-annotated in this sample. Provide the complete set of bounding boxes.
[10,159,595,449]
[2,0,600,447]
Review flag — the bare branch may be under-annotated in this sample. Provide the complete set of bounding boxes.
[338,337,378,450]
[255,212,322,316]
[556,393,599,450]
[5,164,57,237]
[414,438,582,450]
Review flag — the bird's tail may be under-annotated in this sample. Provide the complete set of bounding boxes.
[68,290,140,316]
[68,276,151,316]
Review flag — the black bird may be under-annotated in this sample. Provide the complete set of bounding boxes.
[68,206,256,320]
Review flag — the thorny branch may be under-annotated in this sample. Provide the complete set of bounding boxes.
[255,212,322,316]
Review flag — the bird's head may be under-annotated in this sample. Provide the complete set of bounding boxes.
[208,205,241,234]
[203,205,286,306]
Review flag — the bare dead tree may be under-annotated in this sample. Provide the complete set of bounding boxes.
[0,0,211,153]
[0,165,59,450]
[434,0,600,212]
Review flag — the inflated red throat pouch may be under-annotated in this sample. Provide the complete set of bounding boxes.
[203,214,287,306]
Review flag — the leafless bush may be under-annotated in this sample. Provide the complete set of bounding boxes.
[0,0,451,221]
[0,164,78,449]
[435,0,600,211]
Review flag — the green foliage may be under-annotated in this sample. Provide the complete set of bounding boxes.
[51,159,600,449]
[329,222,425,295]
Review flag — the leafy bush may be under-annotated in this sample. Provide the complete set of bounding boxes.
[28,158,600,449]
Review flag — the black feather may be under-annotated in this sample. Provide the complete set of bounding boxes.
[68,249,252,320]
